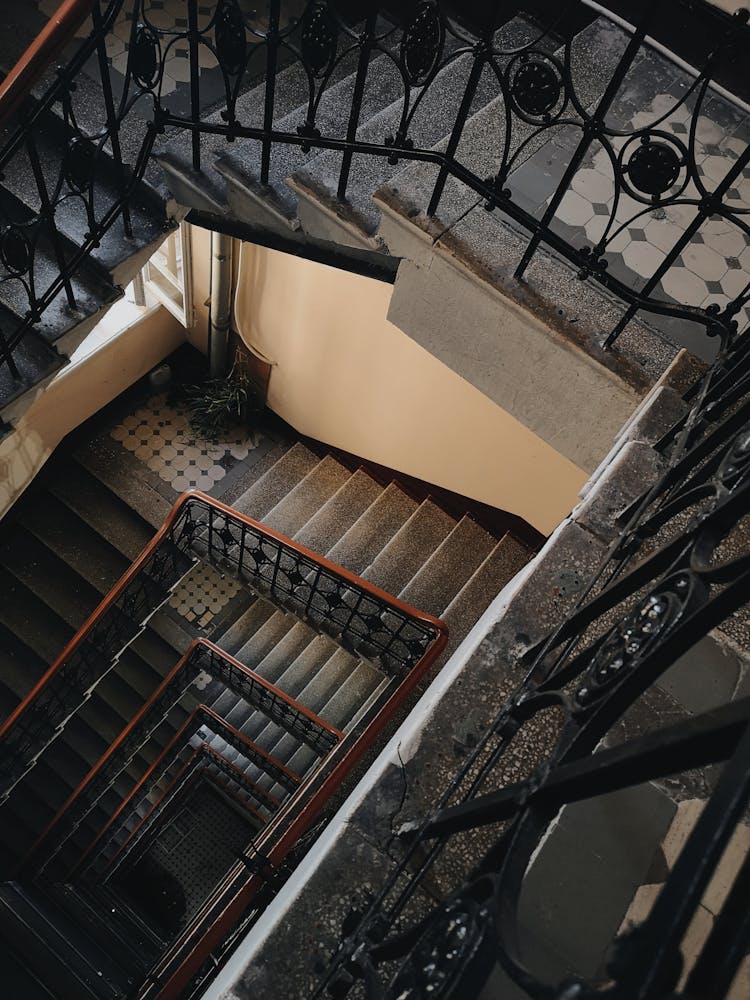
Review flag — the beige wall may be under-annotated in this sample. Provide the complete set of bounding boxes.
[0,303,184,520]
[234,244,587,535]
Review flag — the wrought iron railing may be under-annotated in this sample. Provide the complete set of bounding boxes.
[77,702,299,879]
[0,490,443,800]
[19,637,341,878]
[1,0,750,392]
[106,741,269,878]
[306,330,750,998]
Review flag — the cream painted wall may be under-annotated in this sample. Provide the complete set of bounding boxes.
[234,244,587,536]
[0,303,185,520]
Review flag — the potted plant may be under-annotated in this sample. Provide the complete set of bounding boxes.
[185,356,263,441]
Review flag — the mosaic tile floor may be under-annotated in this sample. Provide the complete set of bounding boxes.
[109,392,259,493]
[168,561,242,628]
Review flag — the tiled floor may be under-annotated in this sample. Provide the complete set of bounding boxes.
[109,392,259,493]
[168,561,242,628]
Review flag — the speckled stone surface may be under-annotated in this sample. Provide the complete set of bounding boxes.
[262,455,351,537]
[294,468,382,553]
[232,442,320,519]
[327,482,418,574]
[363,500,455,594]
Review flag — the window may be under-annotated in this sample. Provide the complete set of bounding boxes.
[127,221,194,328]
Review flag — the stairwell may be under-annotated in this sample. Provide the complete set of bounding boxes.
[0,382,534,997]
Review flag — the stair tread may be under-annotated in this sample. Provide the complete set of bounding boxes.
[442,534,532,652]
[0,321,64,411]
[294,467,383,554]
[75,435,172,529]
[327,482,418,575]
[49,460,155,562]
[233,610,297,670]
[262,455,351,537]
[398,516,497,617]
[363,499,456,595]
[214,596,277,655]
[214,45,411,219]
[232,442,320,520]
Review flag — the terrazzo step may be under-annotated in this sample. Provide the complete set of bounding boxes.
[291,15,545,241]
[293,468,383,554]
[75,438,172,530]
[48,463,155,563]
[214,47,407,227]
[213,596,278,656]
[0,323,65,413]
[362,500,456,594]
[251,619,321,685]
[326,482,419,575]
[261,455,351,537]
[232,609,299,671]
[440,534,532,654]
[232,442,320,520]
[397,516,497,617]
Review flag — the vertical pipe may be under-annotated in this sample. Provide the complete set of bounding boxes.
[208,231,233,377]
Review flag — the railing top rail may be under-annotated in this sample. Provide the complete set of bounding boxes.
[0,0,95,131]
[0,490,446,751]
[21,635,341,872]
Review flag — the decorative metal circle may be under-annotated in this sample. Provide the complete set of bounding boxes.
[717,420,750,490]
[510,57,561,118]
[576,574,698,707]
[131,24,160,90]
[0,227,31,275]
[402,1,444,87]
[300,2,338,79]
[215,0,247,77]
[64,138,97,193]
[625,137,682,197]
[390,897,495,998]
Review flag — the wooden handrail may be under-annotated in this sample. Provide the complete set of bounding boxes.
[20,637,343,874]
[0,489,445,769]
[0,0,95,130]
[69,703,297,880]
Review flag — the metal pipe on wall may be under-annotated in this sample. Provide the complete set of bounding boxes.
[208,231,234,377]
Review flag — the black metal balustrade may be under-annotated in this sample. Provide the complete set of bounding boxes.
[19,637,341,879]
[0,491,441,801]
[307,313,750,997]
[2,0,750,391]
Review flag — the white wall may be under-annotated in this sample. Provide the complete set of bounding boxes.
[0,302,184,519]
[234,244,587,536]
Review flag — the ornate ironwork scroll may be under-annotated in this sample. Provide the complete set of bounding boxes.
[309,327,750,998]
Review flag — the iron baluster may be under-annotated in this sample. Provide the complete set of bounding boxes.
[514,4,661,284]
[260,0,281,184]
[91,0,132,239]
[337,10,378,201]
[188,0,202,171]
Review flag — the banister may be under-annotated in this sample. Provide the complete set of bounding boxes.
[0,0,95,130]
[69,703,297,880]
[20,636,343,875]
[0,489,444,800]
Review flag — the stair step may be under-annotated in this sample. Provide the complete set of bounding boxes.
[363,499,456,595]
[398,516,497,617]
[213,596,277,655]
[49,461,155,562]
[327,482,418,575]
[0,883,124,999]
[294,467,383,554]
[0,936,56,999]
[215,49,405,223]
[75,436,172,530]
[262,455,351,537]
[233,609,297,668]
[232,442,320,520]
[0,574,72,666]
[0,319,65,411]
[441,534,532,652]
[253,619,320,684]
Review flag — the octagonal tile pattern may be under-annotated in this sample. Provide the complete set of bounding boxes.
[551,90,750,329]
[168,561,242,629]
[109,392,259,493]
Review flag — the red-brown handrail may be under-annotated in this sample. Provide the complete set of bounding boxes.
[69,704,298,880]
[139,615,449,1000]
[107,742,265,871]
[0,489,445,752]
[0,0,95,130]
[20,637,343,874]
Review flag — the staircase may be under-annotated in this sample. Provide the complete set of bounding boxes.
[0,393,533,997]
